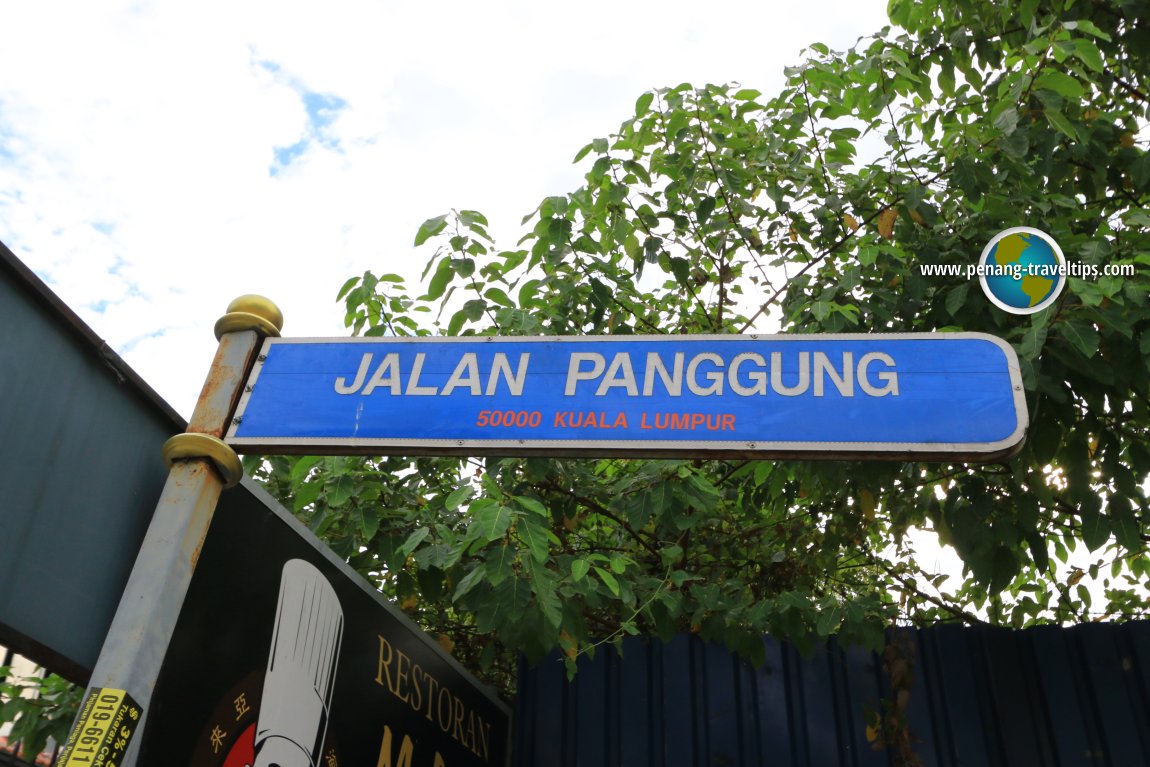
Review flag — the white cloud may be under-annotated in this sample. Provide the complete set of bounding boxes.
[0,0,889,416]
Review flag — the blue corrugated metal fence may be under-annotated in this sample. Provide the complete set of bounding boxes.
[515,621,1150,766]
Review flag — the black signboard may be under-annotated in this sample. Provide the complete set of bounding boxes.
[139,480,510,767]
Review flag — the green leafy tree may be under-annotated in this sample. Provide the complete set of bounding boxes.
[0,666,85,760]
[251,0,1149,697]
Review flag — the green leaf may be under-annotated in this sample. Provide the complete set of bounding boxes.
[398,526,430,557]
[571,559,590,582]
[1131,155,1150,191]
[668,256,691,288]
[588,277,613,309]
[293,480,323,513]
[945,282,970,317]
[463,299,488,322]
[453,565,487,601]
[1035,70,1085,100]
[515,495,550,517]
[998,126,1030,157]
[290,455,323,488]
[696,196,717,226]
[453,257,476,278]
[517,514,551,563]
[468,503,513,544]
[477,289,508,310]
[1080,502,1109,551]
[989,547,1018,594]
[459,209,489,227]
[445,485,474,511]
[337,276,360,301]
[357,507,380,540]
[518,278,542,306]
[644,235,662,264]
[486,544,514,586]
[625,485,662,529]
[1059,320,1100,359]
[1026,532,1050,573]
[594,566,620,596]
[635,92,654,115]
[816,606,841,637]
[327,475,356,507]
[1019,0,1039,27]
[1044,107,1080,140]
[414,214,449,246]
[1109,503,1142,551]
[1069,277,1104,307]
[425,258,454,301]
[530,560,563,629]
[1028,415,1062,465]
[993,106,1018,134]
[1019,324,1048,360]
[1065,19,1111,40]
[447,308,468,336]
[1072,39,1104,72]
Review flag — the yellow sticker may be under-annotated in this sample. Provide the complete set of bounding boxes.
[57,687,142,767]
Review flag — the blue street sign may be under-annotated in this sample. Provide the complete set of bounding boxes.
[225,333,1027,460]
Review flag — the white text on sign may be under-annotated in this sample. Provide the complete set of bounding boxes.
[332,350,899,399]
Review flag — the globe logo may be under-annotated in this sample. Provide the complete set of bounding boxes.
[978,227,1066,315]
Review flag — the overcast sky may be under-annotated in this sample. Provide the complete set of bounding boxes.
[1,0,890,417]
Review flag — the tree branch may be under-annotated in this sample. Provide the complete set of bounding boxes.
[540,481,663,559]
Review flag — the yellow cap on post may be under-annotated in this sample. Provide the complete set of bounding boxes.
[213,294,284,340]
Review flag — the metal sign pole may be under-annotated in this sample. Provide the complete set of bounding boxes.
[55,296,282,767]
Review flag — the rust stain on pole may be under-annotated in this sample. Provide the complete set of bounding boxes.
[187,329,261,438]
[163,461,222,568]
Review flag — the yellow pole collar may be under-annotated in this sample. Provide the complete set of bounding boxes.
[162,433,244,487]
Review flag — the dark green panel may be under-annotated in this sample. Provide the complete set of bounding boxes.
[0,241,184,681]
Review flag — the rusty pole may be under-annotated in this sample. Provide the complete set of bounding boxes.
[56,296,282,767]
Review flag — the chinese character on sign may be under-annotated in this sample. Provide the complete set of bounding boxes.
[326,748,339,767]
[234,692,251,721]
[209,725,226,754]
